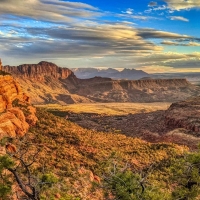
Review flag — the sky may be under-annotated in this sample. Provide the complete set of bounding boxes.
[0,0,200,73]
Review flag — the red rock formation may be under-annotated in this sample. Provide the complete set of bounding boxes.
[0,59,2,71]
[0,75,37,140]
[165,97,200,133]
[3,61,78,82]
[0,75,24,111]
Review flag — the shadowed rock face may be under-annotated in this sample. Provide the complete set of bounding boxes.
[2,61,200,104]
[165,97,200,134]
[0,59,2,71]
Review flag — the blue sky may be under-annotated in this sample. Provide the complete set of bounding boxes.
[0,0,200,73]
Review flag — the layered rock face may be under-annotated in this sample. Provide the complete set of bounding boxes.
[3,61,78,81]
[165,97,200,134]
[2,61,81,104]
[0,75,37,141]
[2,61,199,104]
[0,75,29,112]
[77,77,198,102]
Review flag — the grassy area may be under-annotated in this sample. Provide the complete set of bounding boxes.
[36,102,171,115]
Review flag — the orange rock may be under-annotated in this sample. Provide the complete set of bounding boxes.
[94,175,101,183]
[0,75,37,138]
[54,193,61,199]
[6,143,17,153]
[23,93,30,103]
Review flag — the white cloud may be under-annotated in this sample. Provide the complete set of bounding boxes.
[0,0,100,23]
[164,0,200,10]
[169,16,189,22]
[162,40,200,46]
[125,8,134,15]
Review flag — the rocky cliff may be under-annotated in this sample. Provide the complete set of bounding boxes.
[0,75,37,141]
[3,61,78,82]
[165,97,200,134]
[2,61,199,104]
[77,77,198,102]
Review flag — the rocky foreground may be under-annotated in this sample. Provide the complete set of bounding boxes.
[0,75,37,140]
[2,61,200,104]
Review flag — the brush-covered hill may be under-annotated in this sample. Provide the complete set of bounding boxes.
[2,61,200,104]
[6,107,190,199]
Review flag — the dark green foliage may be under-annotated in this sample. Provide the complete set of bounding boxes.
[0,185,12,199]
[106,170,142,199]
[0,155,14,172]
[40,173,58,188]
[0,155,14,198]
[0,70,10,76]
[169,150,200,200]
[104,168,171,200]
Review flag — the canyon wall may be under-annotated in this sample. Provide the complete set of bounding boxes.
[3,61,78,82]
[77,77,197,102]
[1,61,199,104]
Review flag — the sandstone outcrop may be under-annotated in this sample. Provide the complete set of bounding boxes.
[165,97,200,134]
[0,75,25,111]
[0,75,37,140]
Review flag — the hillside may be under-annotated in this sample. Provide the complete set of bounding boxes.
[2,61,200,104]
[9,108,188,199]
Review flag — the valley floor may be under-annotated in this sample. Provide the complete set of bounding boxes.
[36,102,171,115]
[38,102,200,149]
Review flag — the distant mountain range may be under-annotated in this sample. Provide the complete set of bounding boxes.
[71,68,149,80]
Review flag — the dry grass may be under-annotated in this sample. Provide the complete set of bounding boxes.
[36,102,171,115]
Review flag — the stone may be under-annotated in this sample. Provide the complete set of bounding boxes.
[165,97,200,134]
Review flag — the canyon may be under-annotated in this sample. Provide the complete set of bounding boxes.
[1,59,200,199]
[2,61,199,104]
